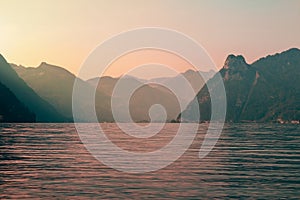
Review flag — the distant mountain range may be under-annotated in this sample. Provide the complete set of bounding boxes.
[10,61,213,122]
[0,48,299,123]
[12,62,112,122]
[87,70,214,122]
[180,48,300,123]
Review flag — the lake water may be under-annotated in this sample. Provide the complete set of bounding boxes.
[0,123,299,199]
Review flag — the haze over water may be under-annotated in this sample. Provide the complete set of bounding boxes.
[1,123,299,199]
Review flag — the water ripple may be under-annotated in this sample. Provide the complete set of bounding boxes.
[0,123,299,199]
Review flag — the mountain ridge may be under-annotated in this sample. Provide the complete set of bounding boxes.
[0,54,68,122]
[13,61,214,122]
[2,47,299,123]
[179,48,300,123]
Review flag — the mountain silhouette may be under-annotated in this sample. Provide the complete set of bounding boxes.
[0,81,35,122]
[87,70,214,122]
[0,54,67,122]
[88,75,180,122]
[180,48,300,123]
[13,60,214,122]
[7,48,299,123]
[12,62,112,122]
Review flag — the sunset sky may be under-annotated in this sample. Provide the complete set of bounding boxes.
[1,0,299,78]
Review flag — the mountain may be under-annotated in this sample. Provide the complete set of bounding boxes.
[12,62,76,119]
[150,69,215,86]
[87,76,180,122]
[0,81,35,122]
[87,70,215,122]
[149,69,215,106]
[0,54,67,122]
[12,56,215,122]
[180,48,300,123]
[12,62,112,122]
[14,62,178,122]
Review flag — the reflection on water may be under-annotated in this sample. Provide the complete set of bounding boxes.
[0,123,299,199]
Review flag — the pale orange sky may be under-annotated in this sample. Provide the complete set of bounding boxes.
[104,49,196,78]
[0,0,300,78]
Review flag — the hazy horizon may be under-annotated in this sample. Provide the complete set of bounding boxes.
[4,47,298,80]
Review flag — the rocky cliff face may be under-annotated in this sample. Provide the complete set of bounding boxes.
[179,48,300,123]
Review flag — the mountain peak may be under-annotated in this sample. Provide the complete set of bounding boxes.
[285,47,300,53]
[0,54,8,65]
[223,54,249,70]
[183,69,196,74]
[38,62,49,68]
[280,47,300,57]
[36,61,75,76]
